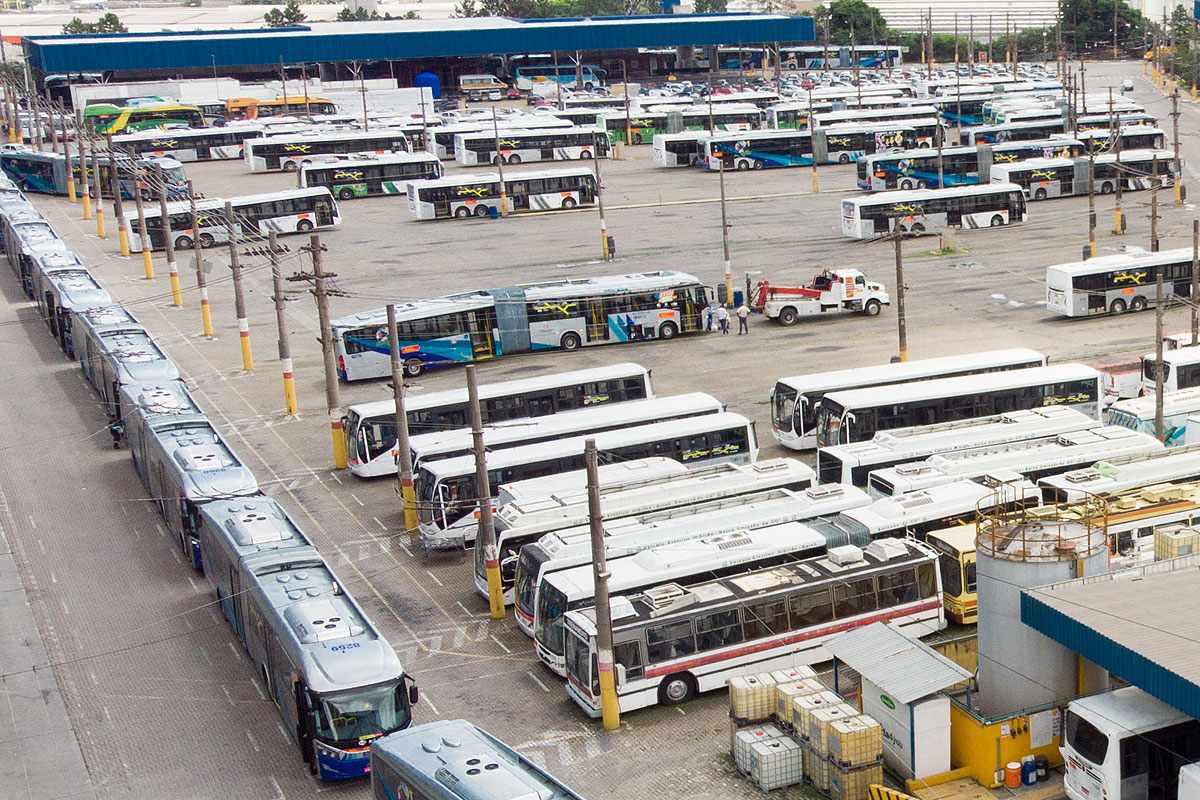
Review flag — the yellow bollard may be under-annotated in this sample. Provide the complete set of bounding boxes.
[485,552,505,620]
[1176,181,1183,207]
[281,357,298,416]
[811,165,820,193]
[400,480,419,536]
[599,227,609,260]
[199,287,213,338]
[1113,207,1125,235]
[66,175,76,203]
[94,203,105,239]
[141,248,154,280]
[117,225,130,257]
[330,417,348,469]
[599,657,620,730]
[81,190,92,220]
[238,318,253,371]
[169,261,183,307]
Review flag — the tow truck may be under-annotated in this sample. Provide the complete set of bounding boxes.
[753,269,890,326]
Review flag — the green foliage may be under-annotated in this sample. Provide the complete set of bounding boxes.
[62,13,127,34]
[692,0,726,11]
[811,0,889,46]
[263,0,306,26]
[1059,0,1148,54]
[454,0,656,18]
[336,6,416,19]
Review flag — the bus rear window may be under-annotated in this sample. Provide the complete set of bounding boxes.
[1066,710,1109,765]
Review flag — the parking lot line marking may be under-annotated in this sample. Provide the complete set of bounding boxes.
[425,570,443,587]
[27,513,35,529]
[490,634,512,654]
[329,471,342,485]
[350,493,365,507]
[373,516,387,531]
[527,671,551,693]
[245,730,261,752]
[397,540,413,557]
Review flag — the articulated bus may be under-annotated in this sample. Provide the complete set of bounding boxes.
[124,187,340,252]
[700,123,917,171]
[111,126,265,162]
[816,406,1101,486]
[499,459,816,610]
[536,518,837,676]
[0,150,187,199]
[1037,443,1200,502]
[83,102,205,134]
[513,482,868,636]
[406,167,596,219]
[652,132,707,167]
[406,393,722,472]
[245,130,411,172]
[300,153,442,199]
[857,138,1082,191]
[564,539,942,715]
[1142,345,1200,395]
[77,316,179,430]
[991,149,1176,200]
[961,119,1067,145]
[866,426,1162,497]
[1044,247,1196,318]
[454,127,608,166]
[372,720,586,800]
[1068,125,1166,154]
[1108,387,1200,447]
[815,364,1103,448]
[344,362,653,479]
[415,413,757,542]
[332,271,710,381]
[771,348,1046,450]
[840,183,1028,239]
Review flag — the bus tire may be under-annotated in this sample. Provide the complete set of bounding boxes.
[561,197,577,209]
[508,154,521,165]
[297,219,314,232]
[1034,188,1047,200]
[198,232,216,248]
[990,214,1004,227]
[912,223,926,233]
[753,159,764,170]
[864,299,882,316]
[580,150,593,159]
[283,161,299,172]
[778,307,799,326]
[338,188,354,200]
[1101,181,1114,194]
[176,235,193,250]
[838,153,850,164]
[659,321,678,340]
[473,205,489,217]
[736,159,750,171]
[454,207,471,219]
[1130,296,1148,312]
[900,179,914,190]
[561,332,582,351]
[403,359,423,378]
[658,673,696,706]
[1110,298,1127,314]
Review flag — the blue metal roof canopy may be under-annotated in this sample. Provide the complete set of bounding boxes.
[24,13,814,74]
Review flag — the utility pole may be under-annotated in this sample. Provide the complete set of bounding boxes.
[48,100,60,154]
[1151,155,1161,253]
[1155,271,1165,441]
[23,58,40,152]
[269,231,297,415]
[131,173,154,280]
[490,107,507,217]
[553,51,563,110]
[1112,89,1124,235]
[386,304,420,537]
[1193,219,1199,347]
[807,89,818,193]
[1113,0,1119,60]
[1087,149,1097,257]
[894,233,907,361]
[90,134,105,239]
[189,181,213,337]
[468,364,505,620]
[621,59,631,150]
[301,233,347,469]
[594,132,610,261]
[159,190,183,307]
[926,8,933,80]
[75,109,91,220]
[936,125,945,188]
[62,102,76,204]
[718,154,732,306]
[225,201,252,371]
[1172,89,1183,207]
[106,135,129,257]
[586,438,620,731]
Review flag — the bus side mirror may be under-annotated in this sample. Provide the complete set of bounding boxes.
[405,676,419,706]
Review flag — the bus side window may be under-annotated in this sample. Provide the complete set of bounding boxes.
[614,640,644,680]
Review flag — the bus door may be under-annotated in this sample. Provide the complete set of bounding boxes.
[228,565,243,638]
[587,299,609,343]
[465,309,494,360]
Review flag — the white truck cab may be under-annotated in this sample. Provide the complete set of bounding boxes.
[763,269,890,326]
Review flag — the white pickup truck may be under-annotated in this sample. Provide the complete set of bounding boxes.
[761,269,890,326]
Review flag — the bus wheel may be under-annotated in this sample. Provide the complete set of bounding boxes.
[778,307,799,326]
[580,151,593,159]
[561,197,577,209]
[1130,296,1148,312]
[864,299,882,316]
[474,205,489,217]
[736,159,750,170]
[176,235,193,249]
[454,207,471,219]
[912,223,926,233]
[839,153,850,164]
[1100,181,1114,194]
[507,154,521,165]
[990,214,1004,227]
[658,673,695,705]
[198,232,216,248]
[659,321,678,339]
[900,179,914,190]
[561,332,582,351]
[1110,298,1127,314]
[752,160,764,170]
[297,219,314,232]
[338,188,354,200]
[283,161,299,172]
[403,359,423,378]
[1034,188,1047,201]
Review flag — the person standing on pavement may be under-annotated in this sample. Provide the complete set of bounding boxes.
[736,302,750,334]
[716,304,730,334]
[703,303,713,333]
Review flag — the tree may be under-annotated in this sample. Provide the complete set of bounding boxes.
[810,0,889,46]
[263,0,306,27]
[62,12,127,34]
[693,0,726,11]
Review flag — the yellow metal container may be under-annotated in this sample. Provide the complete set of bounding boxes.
[830,762,884,800]
[728,673,778,721]
[792,690,842,744]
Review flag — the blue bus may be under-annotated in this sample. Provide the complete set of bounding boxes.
[0,150,188,200]
[371,720,586,800]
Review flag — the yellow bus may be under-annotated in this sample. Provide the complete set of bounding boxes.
[83,102,204,134]
[926,524,977,624]
[225,96,338,120]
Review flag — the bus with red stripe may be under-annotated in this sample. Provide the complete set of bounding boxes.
[562,538,943,716]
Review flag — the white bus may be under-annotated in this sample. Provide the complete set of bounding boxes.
[816,406,1101,486]
[406,167,597,220]
[344,362,652,479]
[770,348,1047,450]
[111,126,265,162]
[1037,443,1200,502]
[812,104,940,129]
[497,458,816,606]
[866,426,1163,497]
[841,183,1028,239]
[332,272,710,382]
[415,412,757,540]
[1108,387,1200,447]
[990,149,1176,200]
[406,393,722,471]
[1063,688,1200,800]
[244,129,410,172]
[651,132,707,168]
[1045,247,1195,318]
[815,364,1102,448]
[535,519,835,676]
[428,119,573,160]
[454,127,608,166]
[563,539,943,715]
[124,187,340,252]
[1142,345,1200,396]
[700,129,815,170]
[299,153,442,200]
[514,482,868,636]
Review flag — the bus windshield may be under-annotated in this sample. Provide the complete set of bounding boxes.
[772,383,798,432]
[314,681,409,747]
[1064,709,1109,765]
[535,581,569,656]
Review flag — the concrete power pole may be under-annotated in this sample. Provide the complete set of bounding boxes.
[269,231,298,416]
[225,201,253,371]
[307,233,347,469]
[386,304,420,537]
[467,364,505,620]
[1193,219,1199,347]
[585,438,620,731]
[894,234,907,362]
[1155,271,1165,442]
[159,190,182,306]
[188,181,212,338]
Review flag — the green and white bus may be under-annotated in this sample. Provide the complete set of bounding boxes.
[300,153,442,200]
[455,127,608,166]
[244,129,410,172]
[406,167,596,219]
[990,149,1175,200]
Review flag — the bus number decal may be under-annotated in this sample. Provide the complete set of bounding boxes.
[457,186,489,198]
[682,443,741,461]
[892,203,920,214]
[1043,393,1091,406]
[284,144,312,153]
[1032,170,1056,181]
